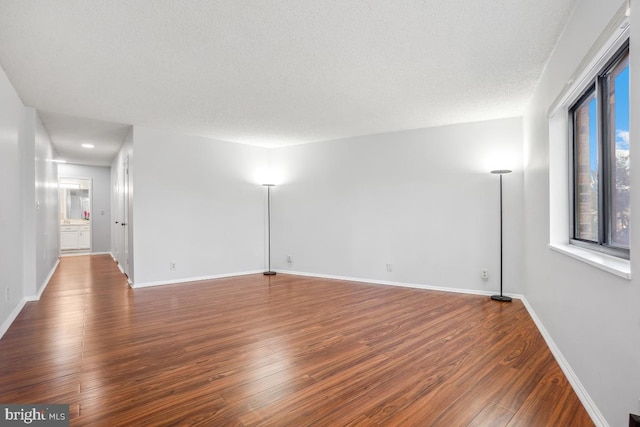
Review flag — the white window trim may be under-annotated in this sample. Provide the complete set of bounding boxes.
[547,9,629,118]
[547,4,630,279]
[548,243,630,279]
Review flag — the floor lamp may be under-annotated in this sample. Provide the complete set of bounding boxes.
[263,183,276,276]
[490,170,511,302]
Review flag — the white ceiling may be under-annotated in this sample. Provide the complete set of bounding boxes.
[0,0,576,165]
[38,111,131,167]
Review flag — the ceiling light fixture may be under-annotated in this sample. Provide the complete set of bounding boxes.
[60,182,80,189]
[81,143,95,148]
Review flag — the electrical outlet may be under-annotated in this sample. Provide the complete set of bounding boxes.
[170,262,176,271]
[5,287,9,301]
[481,269,489,280]
[287,255,292,263]
[386,264,393,272]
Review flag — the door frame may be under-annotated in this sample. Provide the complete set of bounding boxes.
[58,176,93,255]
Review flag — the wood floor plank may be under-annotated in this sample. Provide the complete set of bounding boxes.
[468,402,515,427]
[0,255,594,426]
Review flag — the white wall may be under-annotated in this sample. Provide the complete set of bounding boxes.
[22,110,37,298]
[0,78,59,337]
[131,126,268,286]
[59,163,112,253]
[23,109,61,298]
[270,118,524,294]
[19,106,61,299]
[31,109,59,295]
[0,65,26,333]
[523,1,640,425]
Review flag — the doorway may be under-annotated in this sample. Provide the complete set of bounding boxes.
[59,177,92,255]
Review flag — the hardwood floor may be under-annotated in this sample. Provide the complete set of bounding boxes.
[0,255,593,426]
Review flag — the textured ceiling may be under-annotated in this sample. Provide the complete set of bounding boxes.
[0,0,576,164]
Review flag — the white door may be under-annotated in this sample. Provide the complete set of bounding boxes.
[113,170,121,264]
[123,156,130,277]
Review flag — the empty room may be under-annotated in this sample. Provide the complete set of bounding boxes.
[0,1,638,426]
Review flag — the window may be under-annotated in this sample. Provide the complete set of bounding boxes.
[570,41,630,259]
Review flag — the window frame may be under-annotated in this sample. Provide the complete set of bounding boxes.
[568,40,630,260]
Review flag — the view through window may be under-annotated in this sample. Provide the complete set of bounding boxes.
[570,42,629,258]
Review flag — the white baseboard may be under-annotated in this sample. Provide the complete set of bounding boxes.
[520,298,608,427]
[115,262,125,275]
[276,269,523,299]
[0,260,60,339]
[60,252,90,257]
[109,254,129,279]
[0,299,27,340]
[276,269,604,427]
[114,262,131,286]
[25,259,60,302]
[61,252,110,258]
[132,270,263,289]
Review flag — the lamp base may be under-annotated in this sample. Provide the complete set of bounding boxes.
[263,271,277,276]
[491,295,512,302]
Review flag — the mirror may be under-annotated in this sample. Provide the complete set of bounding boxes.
[59,178,91,222]
[64,189,89,220]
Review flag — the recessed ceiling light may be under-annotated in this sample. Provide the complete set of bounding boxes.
[60,182,80,189]
[81,143,95,148]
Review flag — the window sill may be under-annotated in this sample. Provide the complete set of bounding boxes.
[548,243,631,280]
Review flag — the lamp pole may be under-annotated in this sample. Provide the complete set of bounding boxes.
[490,170,511,302]
[263,184,276,276]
